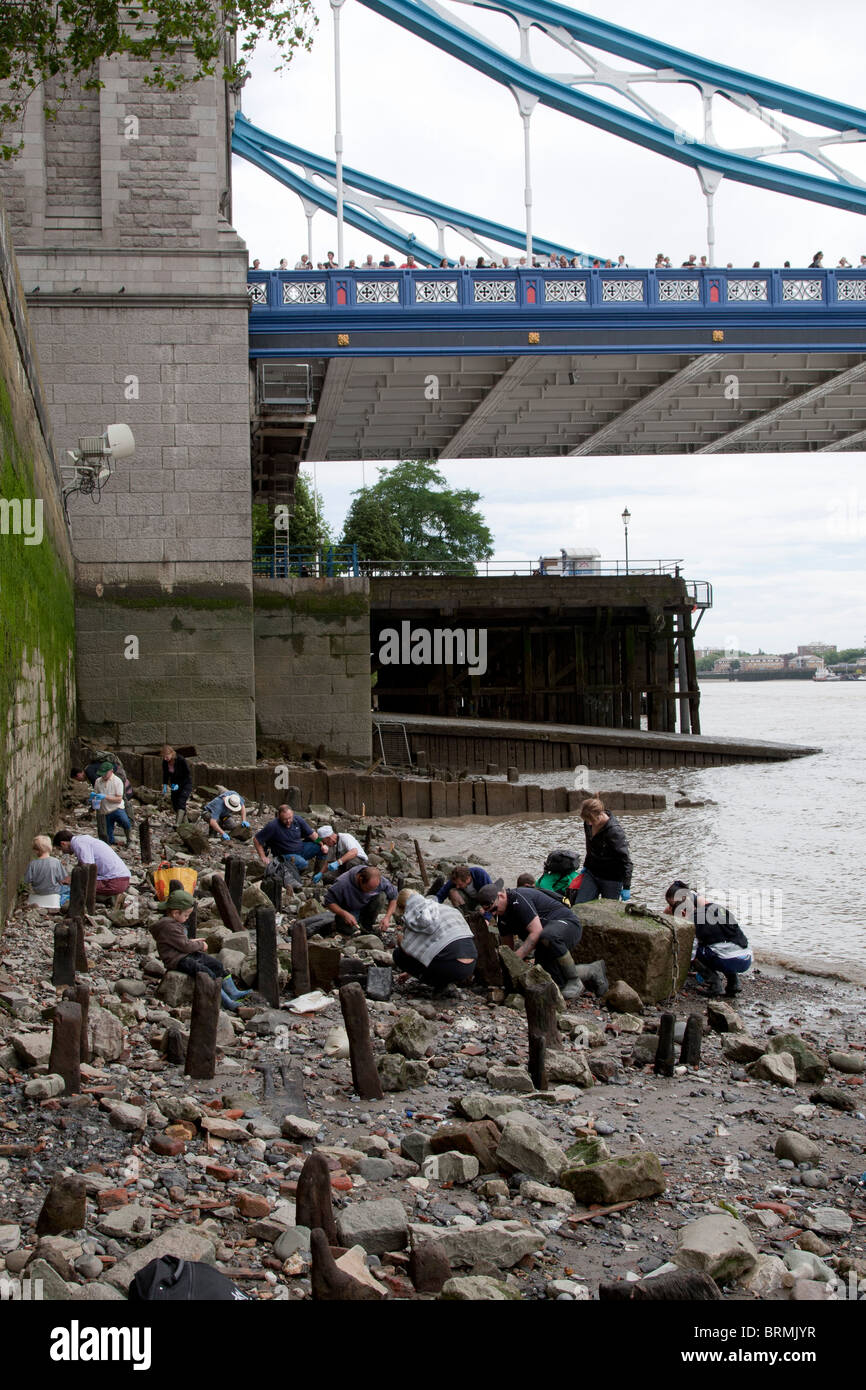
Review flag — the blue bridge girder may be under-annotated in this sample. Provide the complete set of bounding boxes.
[247,266,866,359]
[232,114,597,266]
[357,0,866,215]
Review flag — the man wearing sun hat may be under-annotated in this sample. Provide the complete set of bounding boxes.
[202,789,249,841]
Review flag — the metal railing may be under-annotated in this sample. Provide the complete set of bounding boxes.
[247,266,866,313]
[254,545,359,577]
[359,557,690,578]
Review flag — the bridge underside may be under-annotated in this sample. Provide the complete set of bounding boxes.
[286,350,866,465]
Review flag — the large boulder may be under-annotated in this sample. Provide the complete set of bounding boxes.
[440,1276,521,1300]
[156,972,195,1008]
[410,1220,545,1270]
[720,1034,765,1063]
[385,1009,435,1061]
[88,1004,125,1061]
[747,1052,797,1087]
[495,1116,569,1186]
[559,1152,666,1204]
[336,1199,409,1256]
[570,901,691,1004]
[604,980,644,1015]
[430,1120,502,1175]
[103,1225,216,1291]
[674,1214,758,1282]
[377,1055,430,1091]
[766,1034,828,1083]
[545,1050,595,1088]
[774,1131,822,1166]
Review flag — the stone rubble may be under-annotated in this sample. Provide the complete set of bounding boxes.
[0,783,863,1304]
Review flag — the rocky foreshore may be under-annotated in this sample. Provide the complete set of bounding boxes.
[0,780,864,1303]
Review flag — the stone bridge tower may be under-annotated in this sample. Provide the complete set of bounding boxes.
[1,43,256,764]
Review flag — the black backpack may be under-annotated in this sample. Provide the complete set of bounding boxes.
[543,849,581,879]
[128,1256,250,1301]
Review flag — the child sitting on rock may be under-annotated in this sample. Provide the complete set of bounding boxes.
[24,835,68,910]
[150,889,252,1011]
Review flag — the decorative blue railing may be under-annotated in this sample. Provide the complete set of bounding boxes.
[247,267,866,313]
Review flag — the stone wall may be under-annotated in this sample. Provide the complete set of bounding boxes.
[254,579,372,762]
[0,200,76,923]
[0,45,257,765]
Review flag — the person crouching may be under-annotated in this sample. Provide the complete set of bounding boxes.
[150,890,252,1011]
[393,889,478,995]
[664,881,752,998]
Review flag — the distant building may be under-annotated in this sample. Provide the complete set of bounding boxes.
[741,654,784,670]
[799,642,834,656]
[789,653,822,670]
[713,657,734,673]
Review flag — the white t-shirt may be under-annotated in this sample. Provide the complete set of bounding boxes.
[335,832,367,863]
[94,773,124,806]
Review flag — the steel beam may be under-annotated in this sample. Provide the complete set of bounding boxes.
[438,355,543,458]
[567,353,726,455]
[695,360,866,453]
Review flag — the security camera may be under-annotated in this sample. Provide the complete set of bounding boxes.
[60,423,135,516]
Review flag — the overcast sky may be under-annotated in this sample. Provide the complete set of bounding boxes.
[233,0,866,655]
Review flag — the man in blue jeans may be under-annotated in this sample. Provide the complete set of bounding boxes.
[253,804,322,874]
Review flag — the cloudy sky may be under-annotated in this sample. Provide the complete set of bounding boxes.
[233,0,866,655]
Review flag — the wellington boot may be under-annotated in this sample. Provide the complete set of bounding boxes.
[574,959,609,996]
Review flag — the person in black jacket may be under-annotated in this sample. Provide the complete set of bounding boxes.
[572,797,633,903]
[161,745,193,825]
[477,883,585,999]
[664,881,752,998]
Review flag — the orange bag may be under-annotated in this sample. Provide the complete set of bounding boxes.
[153,861,198,902]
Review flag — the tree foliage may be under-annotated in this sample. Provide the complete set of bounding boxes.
[0,1,317,157]
[252,474,331,553]
[340,459,494,574]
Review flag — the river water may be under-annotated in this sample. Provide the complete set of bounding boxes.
[421,681,866,985]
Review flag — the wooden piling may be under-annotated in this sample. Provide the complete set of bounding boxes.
[291,920,311,998]
[339,983,384,1100]
[138,818,152,864]
[296,1151,338,1245]
[49,1001,82,1093]
[84,863,97,914]
[256,905,280,1007]
[524,977,560,1049]
[184,972,221,1080]
[654,1011,676,1077]
[679,1014,702,1066]
[224,856,246,913]
[467,910,503,988]
[51,923,77,989]
[63,983,91,1063]
[413,839,429,889]
[211,874,243,934]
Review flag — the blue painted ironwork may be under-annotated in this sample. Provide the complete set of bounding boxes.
[357,0,866,214]
[247,266,866,357]
[232,114,597,267]
[254,544,360,577]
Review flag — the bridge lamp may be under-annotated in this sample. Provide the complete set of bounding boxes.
[621,507,631,576]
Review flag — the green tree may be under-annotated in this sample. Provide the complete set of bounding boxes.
[339,487,406,566]
[341,459,494,574]
[287,471,332,552]
[0,2,316,158]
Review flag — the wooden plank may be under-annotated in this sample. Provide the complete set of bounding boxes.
[472,780,488,815]
[430,781,447,818]
[444,783,460,817]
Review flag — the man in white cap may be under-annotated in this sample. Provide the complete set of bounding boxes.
[312,824,367,883]
[202,789,249,841]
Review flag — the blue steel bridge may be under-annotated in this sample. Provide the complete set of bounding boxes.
[233,1,866,498]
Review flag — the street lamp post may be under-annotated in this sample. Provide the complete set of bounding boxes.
[622,507,630,576]
[331,0,347,268]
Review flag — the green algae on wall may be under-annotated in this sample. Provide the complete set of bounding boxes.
[0,376,76,916]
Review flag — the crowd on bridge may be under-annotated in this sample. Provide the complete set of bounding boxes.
[251,248,866,273]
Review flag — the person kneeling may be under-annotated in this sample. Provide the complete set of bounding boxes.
[393,890,477,995]
[150,890,252,1011]
[477,883,585,999]
[664,881,752,998]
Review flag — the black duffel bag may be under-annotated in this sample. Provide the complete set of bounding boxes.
[128,1256,250,1301]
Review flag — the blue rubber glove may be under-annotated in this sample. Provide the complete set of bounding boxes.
[171,783,179,791]
[620,888,631,902]
[221,832,231,841]
[241,820,250,828]
[162,783,169,794]
[329,860,340,871]
[312,871,323,885]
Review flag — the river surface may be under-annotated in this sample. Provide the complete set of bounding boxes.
[419,681,866,986]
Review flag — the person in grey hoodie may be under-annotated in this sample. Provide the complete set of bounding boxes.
[393,890,478,992]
